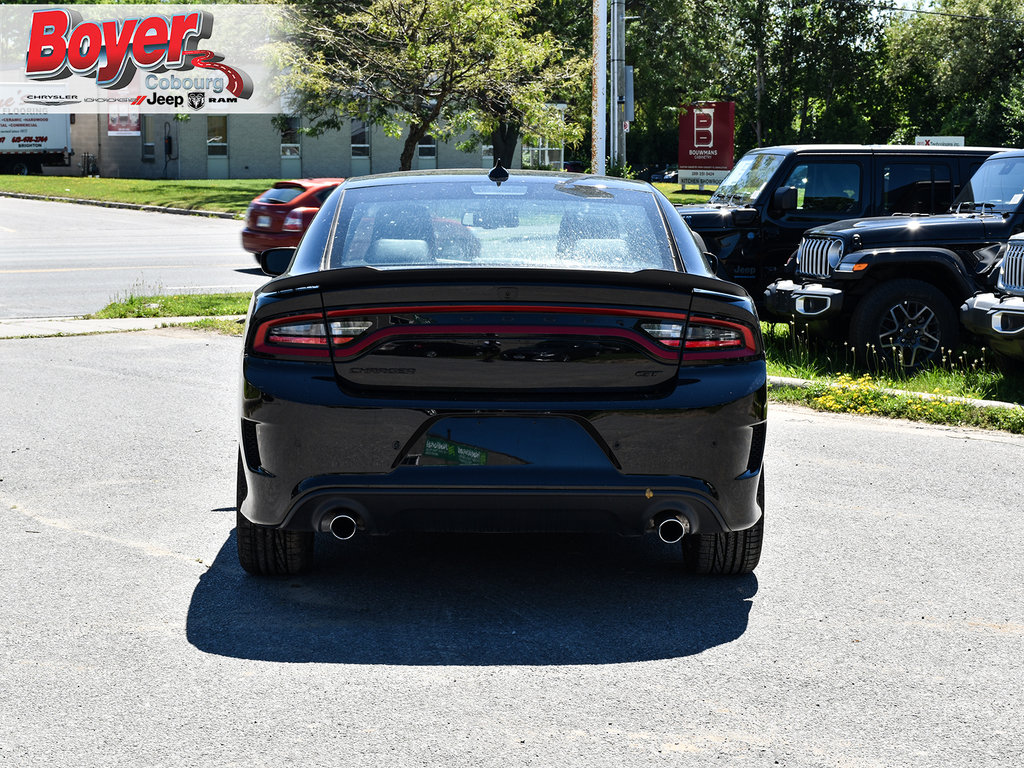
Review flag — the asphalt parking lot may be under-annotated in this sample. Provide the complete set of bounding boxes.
[1,328,1021,767]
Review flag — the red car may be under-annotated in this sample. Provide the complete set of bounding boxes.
[241,178,345,256]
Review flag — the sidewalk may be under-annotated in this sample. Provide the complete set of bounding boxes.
[0,315,243,339]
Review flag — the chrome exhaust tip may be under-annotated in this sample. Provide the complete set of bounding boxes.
[657,515,690,544]
[328,514,358,541]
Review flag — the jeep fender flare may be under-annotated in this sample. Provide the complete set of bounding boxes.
[853,246,976,299]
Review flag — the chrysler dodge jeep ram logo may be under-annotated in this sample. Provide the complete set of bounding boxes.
[187,92,205,110]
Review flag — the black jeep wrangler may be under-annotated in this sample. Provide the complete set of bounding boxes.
[676,144,1000,298]
[765,149,1024,369]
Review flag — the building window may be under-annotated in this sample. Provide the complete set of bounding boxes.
[281,116,300,159]
[417,134,436,159]
[141,115,156,161]
[522,137,562,170]
[351,119,370,157]
[207,116,228,156]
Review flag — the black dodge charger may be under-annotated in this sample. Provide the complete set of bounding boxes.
[236,169,767,576]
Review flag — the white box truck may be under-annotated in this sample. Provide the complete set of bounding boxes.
[0,113,72,174]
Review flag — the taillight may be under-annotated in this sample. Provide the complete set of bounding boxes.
[283,208,315,231]
[253,314,330,357]
[682,317,759,361]
[639,321,684,348]
[252,314,374,358]
[329,319,374,344]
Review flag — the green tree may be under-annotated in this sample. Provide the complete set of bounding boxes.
[730,0,888,149]
[620,0,888,160]
[278,0,586,170]
[879,0,1024,145]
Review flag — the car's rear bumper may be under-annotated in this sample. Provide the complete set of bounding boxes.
[238,358,768,537]
[241,228,299,255]
[764,279,845,320]
[961,292,1024,359]
[275,468,744,537]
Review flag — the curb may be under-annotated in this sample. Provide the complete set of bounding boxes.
[768,375,1022,412]
[0,190,240,219]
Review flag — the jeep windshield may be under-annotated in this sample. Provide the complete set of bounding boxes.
[709,152,785,206]
[953,156,1024,214]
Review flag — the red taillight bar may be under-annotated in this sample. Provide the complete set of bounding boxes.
[682,317,759,361]
[252,313,331,358]
[252,305,759,363]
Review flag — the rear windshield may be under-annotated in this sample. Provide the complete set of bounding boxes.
[326,179,676,272]
[257,185,305,204]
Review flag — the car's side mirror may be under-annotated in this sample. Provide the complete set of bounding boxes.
[703,251,720,275]
[772,186,798,213]
[259,247,296,277]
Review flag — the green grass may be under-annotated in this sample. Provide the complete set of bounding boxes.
[0,177,707,212]
[762,321,1024,403]
[771,377,1024,434]
[88,292,251,319]
[651,183,713,205]
[172,317,248,335]
[0,176,276,215]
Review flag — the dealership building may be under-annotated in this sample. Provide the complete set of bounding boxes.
[60,112,565,180]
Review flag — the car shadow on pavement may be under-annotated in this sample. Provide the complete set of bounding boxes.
[186,529,758,665]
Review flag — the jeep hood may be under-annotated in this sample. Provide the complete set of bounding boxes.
[808,213,999,248]
[676,203,757,231]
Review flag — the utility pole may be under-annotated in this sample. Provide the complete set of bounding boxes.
[610,0,625,168]
[591,0,607,175]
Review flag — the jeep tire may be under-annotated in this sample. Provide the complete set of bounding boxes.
[849,279,958,371]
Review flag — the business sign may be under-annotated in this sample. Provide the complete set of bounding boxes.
[0,4,287,114]
[678,102,735,185]
[915,136,965,147]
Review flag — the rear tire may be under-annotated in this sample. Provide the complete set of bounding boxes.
[682,475,764,575]
[235,453,314,576]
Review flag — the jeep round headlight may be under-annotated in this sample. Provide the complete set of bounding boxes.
[827,239,844,269]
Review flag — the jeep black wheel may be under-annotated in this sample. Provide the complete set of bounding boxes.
[849,279,957,372]
[236,453,315,576]
[681,475,764,575]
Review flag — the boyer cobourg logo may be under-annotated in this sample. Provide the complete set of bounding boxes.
[23,8,253,101]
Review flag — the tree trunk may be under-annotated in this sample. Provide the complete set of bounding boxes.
[399,122,431,172]
[491,122,520,168]
[399,132,418,172]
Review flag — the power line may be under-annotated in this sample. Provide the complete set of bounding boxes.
[835,0,1024,25]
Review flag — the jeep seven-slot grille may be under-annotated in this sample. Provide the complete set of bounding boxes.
[998,242,1024,294]
[796,237,835,279]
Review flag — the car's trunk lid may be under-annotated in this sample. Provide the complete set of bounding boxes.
[310,268,712,394]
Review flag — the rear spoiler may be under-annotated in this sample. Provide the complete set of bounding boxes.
[259,266,753,301]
